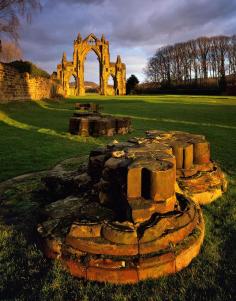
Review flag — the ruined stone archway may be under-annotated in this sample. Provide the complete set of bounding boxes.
[57,33,126,96]
[107,74,117,95]
[83,49,101,94]
[68,74,77,96]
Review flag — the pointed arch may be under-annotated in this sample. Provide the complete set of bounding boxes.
[84,33,98,42]
[57,33,126,96]
[82,47,101,62]
[107,74,116,95]
[68,73,77,96]
[84,51,100,94]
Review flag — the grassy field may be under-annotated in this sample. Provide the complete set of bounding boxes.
[0,95,236,300]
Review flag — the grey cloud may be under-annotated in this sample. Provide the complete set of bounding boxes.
[148,0,236,35]
[110,0,236,46]
[44,0,106,9]
[59,0,105,4]
[19,0,236,81]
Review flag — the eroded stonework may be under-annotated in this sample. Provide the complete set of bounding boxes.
[57,33,126,96]
[69,102,131,136]
[38,130,227,284]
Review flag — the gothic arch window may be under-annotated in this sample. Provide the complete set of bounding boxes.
[108,74,115,86]
[84,51,100,94]
[68,74,77,96]
[69,74,77,88]
[88,38,96,45]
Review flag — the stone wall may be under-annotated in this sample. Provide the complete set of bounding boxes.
[0,62,64,102]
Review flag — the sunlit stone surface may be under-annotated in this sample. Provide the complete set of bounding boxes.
[38,130,227,284]
[69,102,131,137]
[57,33,126,96]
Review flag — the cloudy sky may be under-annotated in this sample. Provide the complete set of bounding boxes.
[20,0,236,83]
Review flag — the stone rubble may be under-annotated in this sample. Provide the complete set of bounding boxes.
[38,130,227,284]
[69,103,131,137]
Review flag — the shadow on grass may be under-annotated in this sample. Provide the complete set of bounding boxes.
[0,109,105,181]
[0,110,103,145]
[0,175,235,301]
[1,97,236,179]
[0,96,236,300]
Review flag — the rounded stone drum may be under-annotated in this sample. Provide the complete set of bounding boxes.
[38,130,227,284]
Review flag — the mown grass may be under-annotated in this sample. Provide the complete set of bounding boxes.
[1,95,236,181]
[0,95,236,300]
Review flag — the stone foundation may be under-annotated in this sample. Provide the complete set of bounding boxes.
[38,130,227,284]
[74,103,101,112]
[69,103,131,137]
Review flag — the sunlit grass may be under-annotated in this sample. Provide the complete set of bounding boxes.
[0,95,236,181]
[0,94,236,300]
[0,109,103,144]
[0,110,35,131]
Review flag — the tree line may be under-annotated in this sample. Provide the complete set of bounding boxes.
[145,35,236,90]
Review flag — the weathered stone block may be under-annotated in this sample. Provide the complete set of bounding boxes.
[37,130,227,284]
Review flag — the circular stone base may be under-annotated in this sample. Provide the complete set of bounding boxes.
[39,197,205,284]
[37,130,227,284]
[177,165,228,205]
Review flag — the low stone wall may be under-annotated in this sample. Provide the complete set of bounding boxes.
[0,62,64,102]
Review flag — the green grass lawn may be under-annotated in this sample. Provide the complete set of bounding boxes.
[0,95,236,300]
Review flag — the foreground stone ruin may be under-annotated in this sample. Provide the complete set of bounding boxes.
[69,103,131,136]
[38,130,227,284]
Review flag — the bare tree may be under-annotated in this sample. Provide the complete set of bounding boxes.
[146,34,236,90]
[0,0,41,41]
[145,55,160,82]
[196,37,211,79]
[0,40,22,62]
[228,35,236,75]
